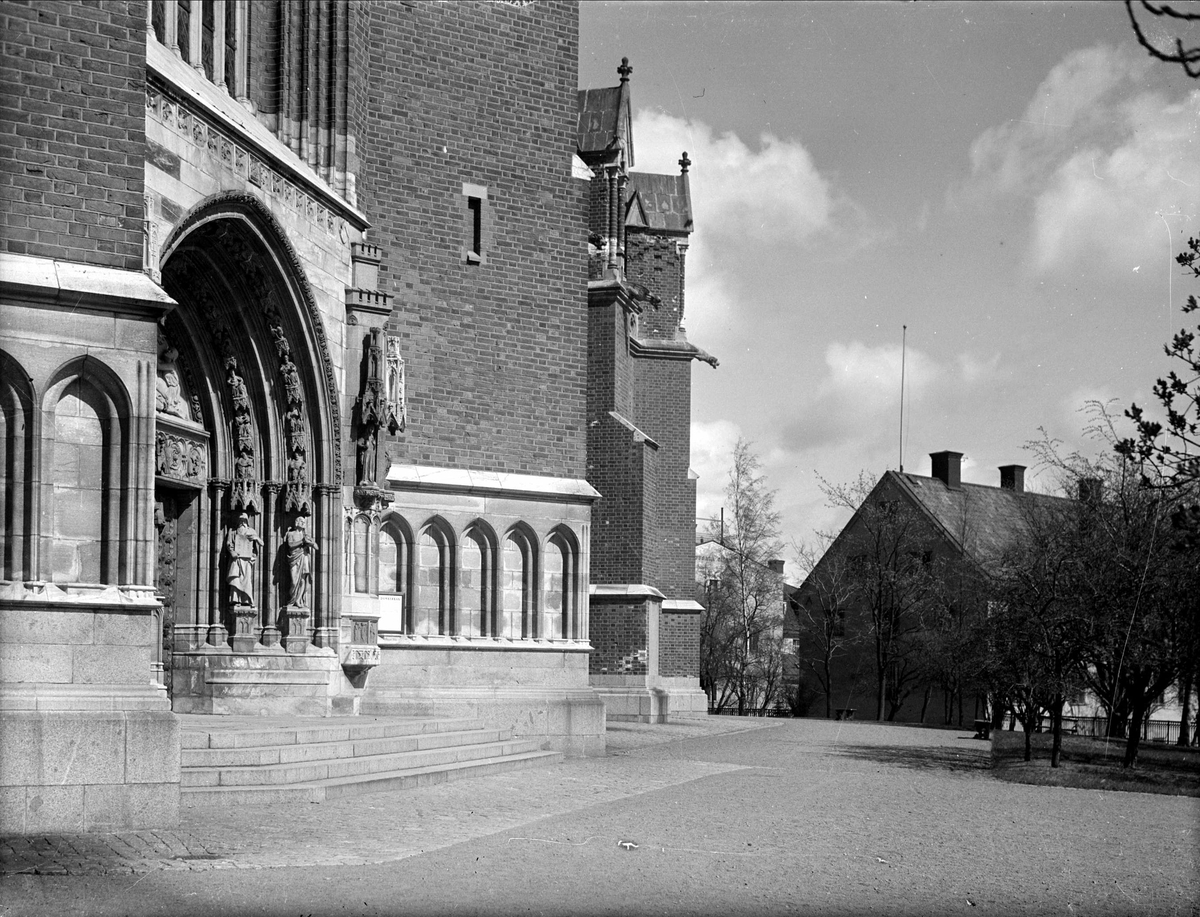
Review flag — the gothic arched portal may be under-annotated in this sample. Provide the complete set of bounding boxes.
[154,194,343,702]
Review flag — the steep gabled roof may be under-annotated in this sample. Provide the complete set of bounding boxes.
[796,468,1073,602]
[626,171,692,234]
[889,471,1069,570]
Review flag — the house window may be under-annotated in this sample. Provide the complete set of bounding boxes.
[462,183,488,265]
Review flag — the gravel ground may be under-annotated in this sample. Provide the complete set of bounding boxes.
[2,717,1196,917]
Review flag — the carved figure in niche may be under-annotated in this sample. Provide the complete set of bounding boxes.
[235,450,254,481]
[224,512,263,607]
[227,362,250,414]
[285,407,306,443]
[283,516,318,609]
[270,322,291,360]
[384,336,407,433]
[155,327,188,418]
[280,359,303,405]
[356,426,377,486]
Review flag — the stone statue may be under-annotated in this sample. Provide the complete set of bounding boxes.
[223,513,262,607]
[155,327,188,418]
[283,516,318,609]
[385,335,407,433]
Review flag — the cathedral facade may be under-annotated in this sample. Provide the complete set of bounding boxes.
[0,0,713,834]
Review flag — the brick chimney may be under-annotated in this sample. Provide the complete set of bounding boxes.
[930,451,963,490]
[767,559,785,575]
[999,465,1026,493]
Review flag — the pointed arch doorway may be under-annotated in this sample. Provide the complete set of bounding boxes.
[153,194,344,712]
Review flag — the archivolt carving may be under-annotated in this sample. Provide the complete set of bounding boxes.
[161,192,344,486]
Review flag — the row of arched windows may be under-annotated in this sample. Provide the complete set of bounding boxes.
[348,513,582,641]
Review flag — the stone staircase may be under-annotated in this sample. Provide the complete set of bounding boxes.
[179,715,562,806]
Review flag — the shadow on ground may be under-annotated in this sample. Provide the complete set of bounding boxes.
[833,743,992,773]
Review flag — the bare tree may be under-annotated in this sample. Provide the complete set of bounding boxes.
[792,539,862,718]
[819,473,937,721]
[1029,414,1199,767]
[699,439,785,716]
[1126,1,1200,78]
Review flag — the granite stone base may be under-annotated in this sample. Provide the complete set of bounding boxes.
[362,644,605,756]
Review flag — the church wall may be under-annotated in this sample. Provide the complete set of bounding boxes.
[625,233,685,339]
[0,2,147,271]
[0,257,179,834]
[356,1,589,479]
[632,355,695,599]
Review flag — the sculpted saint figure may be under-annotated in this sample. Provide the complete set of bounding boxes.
[224,513,262,607]
[283,516,319,609]
[155,328,187,418]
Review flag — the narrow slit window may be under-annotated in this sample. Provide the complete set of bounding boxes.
[468,197,482,261]
[462,183,488,265]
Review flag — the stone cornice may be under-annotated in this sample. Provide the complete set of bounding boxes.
[385,465,601,503]
[0,253,175,316]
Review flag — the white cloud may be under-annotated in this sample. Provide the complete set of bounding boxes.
[690,418,744,525]
[965,45,1200,272]
[630,111,877,340]
[633,110,839,248]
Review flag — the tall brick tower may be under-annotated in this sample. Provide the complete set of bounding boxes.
[577,61,717,721]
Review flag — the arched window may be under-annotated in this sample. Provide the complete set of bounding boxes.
[544,527,579,640]
[460,523,495,638]
[48,375,124,584]
[379,515,413,634]
[415,518,454,636]
[501,527,535,640]
[0,351,35,582]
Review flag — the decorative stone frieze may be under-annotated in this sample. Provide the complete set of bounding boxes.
[145,82,350,242]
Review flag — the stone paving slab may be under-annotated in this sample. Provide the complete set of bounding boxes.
[0,716,765,878]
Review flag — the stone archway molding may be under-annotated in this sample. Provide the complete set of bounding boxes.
[160,191,344,487]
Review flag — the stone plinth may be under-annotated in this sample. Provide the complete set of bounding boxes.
[362,642,605,756]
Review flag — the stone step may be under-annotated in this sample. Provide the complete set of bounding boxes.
[182,725,511,768]
[180,715,483,750]
[182,731,533,786]
[181,749,563,806]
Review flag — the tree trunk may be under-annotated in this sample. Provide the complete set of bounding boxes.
[919,685,932,724]
[1023,721,1033,762]
[1177,671,1193,748]
[1050,696,1064,769]
[1123,700,1149,769]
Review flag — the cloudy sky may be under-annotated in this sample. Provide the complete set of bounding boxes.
[579,1,1200,564]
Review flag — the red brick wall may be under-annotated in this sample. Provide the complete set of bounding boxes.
[633,356,695,598]
[659,610,699,677]
[586,412,655,585]
[352,0,588,478]
[588,598,649,676]
[625,231,684,339]
[0,0,147,270]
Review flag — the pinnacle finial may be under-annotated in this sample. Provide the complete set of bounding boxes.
[679,151,691,174]
[618,57,632,82]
